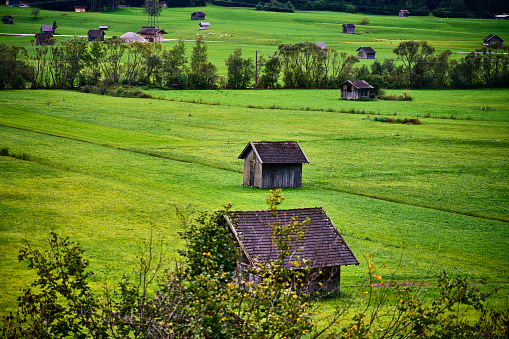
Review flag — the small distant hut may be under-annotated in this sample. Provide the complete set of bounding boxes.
[483,34,503,47]
[494,13,509,20]
[357,46,376,59]
[2,15,13,24]
[87,29,105,41]
[191,11,206,20]
[340,80,373,100]
[35,32,54,46]
[342,23,355,34]
[74,6,86,12]
[238,141,309,189]
[315,42,327,49]
[120,32,146,43]
[224,207,359,293]
[199,22,210,30]
[41,24,55,34]
[398,10,410,17]
[137,26,167,42]
[99,26,109,31]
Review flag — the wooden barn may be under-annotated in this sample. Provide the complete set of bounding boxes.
[191,11,206,20]
[398,9,410,17]
[224,207,359,293]
[87,29,105,42]
[137,26,167,42]
[2,15,13,24]
[357,46,376,59]
[41,24,55,34]
[239,141,309,189]
[340,80,374,100]
[483,34,503,46]
[74,6,86,12]
[342,23,355,34]
[199,22,210,29]
[494,14,509,20]
[35,32,54,46]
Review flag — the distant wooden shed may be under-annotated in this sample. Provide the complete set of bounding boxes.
[224,207,359,293]
[483,34,503,46]
[2,15,13,24]
[74,6,86,12]
[239,141,309,189]
[357,46,376,59]
[99,26,109,31]
[340,80,373,100]
[199,22,210,30]
[87,29,105,41]
[494,14,509,20]
[398,10,410,17]
[191,11,206,20]
[137,26,167,42]
[342,23,355,34]
[35,32,54,46]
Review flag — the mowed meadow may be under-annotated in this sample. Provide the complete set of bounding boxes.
[0,4,509,319]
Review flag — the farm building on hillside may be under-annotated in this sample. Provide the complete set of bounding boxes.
[494,13,509,20]
[357,46,376,59]
[199,22,210,29]
[74,6,86,12]
[224,207,359,293]
[340,80,374,100]
[137,27,167,42]
[99,26,109,31]
[342,23,355,34]
[35,32,54,46]
[2,15,13,24]
[238,141,309,189]
[87,29,105,41]
[315,42,327,49]
[398,10,410,17]
[483,34,503,46]
[41,24,55,33]
[191,11,206,20]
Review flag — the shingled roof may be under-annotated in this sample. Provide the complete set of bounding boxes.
[357,46,376,54]
[238,141,309,164]
[225,207,359,269]
[342,80,374,89]
[137,27,167,35]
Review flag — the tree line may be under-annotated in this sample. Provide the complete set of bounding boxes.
[1,37,508,91]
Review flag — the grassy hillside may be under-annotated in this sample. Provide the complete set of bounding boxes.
[0,89,508,316]
[1,5,509,74]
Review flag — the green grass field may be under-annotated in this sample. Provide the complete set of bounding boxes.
[0,88,508,317]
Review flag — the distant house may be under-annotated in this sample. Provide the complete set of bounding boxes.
[191,11,206,20]
[357,46,376,59]
[315,42,327,49]
[224,207,359,293]
[199,22,210,30]
[74,6,86,12]
[2,15,13,24]
[340,80,374,100]
[494,13,509,20]
[342,23,355,34]
[238,141,309,189]
[35,32,54,46]
[87,29,105,42]
[398,10,410,17]
[136,26,167,42]
[41,24,55,34]
[99,26,109,31]
[483,34,503,46]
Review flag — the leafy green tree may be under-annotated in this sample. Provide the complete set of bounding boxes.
[161,39,188,88]
[188,36,218,89]
[0,44,33,90]
[225,48,254,89]
[143,0,162,27]
[31,7,40,19]
[258,53,281,88]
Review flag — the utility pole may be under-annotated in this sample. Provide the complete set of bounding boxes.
[255,50,258,90]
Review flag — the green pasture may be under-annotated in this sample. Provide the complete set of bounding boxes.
[1,5,509,74]
[0,89,508,316]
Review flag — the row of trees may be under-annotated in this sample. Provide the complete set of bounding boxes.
[1,191,507,338]
[1,38,508,91]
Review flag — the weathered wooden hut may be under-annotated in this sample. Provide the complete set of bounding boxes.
[2,15,13,24]
[357,46,376,59]
[225,207,359,293]
[35,32,54,46]
[74,6,86,12]
[191,11,206,20]
[483,34,503,46]
[342,23,355,34]
[494,13,509,20]
[137,26,167,42]
[340,80,374,100]
[199,22,210,30]
[398,10,410,17]
[238,141,309,189]
[87,29,105,41]
[315,42,327,49]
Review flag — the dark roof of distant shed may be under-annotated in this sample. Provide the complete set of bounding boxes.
[343,23,355,27]
[484,34,503,42]
[2,15,13,20]
[225,207,359,269]
[238,141,309,164]
[87,30,104,38]
[341,80,374,89]
[192,11,205,15]
[137,26,167,35]
[357,46,376,54]
[41,24,54,32]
